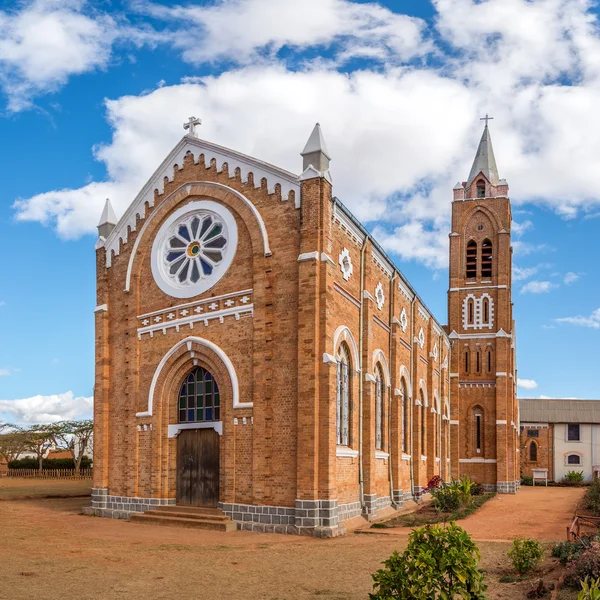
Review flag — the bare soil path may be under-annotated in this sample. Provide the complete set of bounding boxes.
[371,487,585,542]
[0,477,91,500]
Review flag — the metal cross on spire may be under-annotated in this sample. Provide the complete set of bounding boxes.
[184,116,201,137]
[480,114,494,127]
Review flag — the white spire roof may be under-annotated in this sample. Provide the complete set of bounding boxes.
[98,198,117,227]
[467,125,500,188]
[301,122,330,159]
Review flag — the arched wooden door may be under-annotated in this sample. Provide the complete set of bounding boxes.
[175,367,221,507]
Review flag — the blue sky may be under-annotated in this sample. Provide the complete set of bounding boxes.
[1,0,600,423]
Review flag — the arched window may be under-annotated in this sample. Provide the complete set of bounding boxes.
[465,349,470,373]
[375,364,384,451]
[477,180,486,198]
[473,406,483,454]
[336,343,351,446]
[487,349,493,373]
[466,240,477,278]
[178,367,220,423]
[420,390,426,456]
[529,441,538,462]
[401,379,409,454]
[481,239,492,279]
[468,298,475,324]
[567,454,582,465]
[476,350,481,373]
[483,297,490,323]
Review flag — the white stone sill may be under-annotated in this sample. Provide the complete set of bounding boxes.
[336,447,359,458]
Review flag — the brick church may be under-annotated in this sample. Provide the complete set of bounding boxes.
[86,116,519,535]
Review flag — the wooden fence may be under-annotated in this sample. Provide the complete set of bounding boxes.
[0,468,92,479]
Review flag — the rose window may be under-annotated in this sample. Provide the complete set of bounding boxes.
[165,214,228,284]
[151,201,238,299]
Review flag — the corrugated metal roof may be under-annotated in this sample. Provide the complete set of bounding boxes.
[519,398,600,424]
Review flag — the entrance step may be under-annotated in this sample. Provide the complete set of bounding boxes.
[130,506,236,532]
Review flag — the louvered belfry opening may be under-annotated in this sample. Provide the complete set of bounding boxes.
[481,239,492,278]
[466,240,477,278]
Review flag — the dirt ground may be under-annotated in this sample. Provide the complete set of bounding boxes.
[0,478,91,500]
[0,482,585,600]
[374,486,586,542]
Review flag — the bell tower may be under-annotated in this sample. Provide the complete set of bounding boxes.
[448,119,519,493]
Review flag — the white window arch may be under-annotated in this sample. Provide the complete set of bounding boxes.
[462,293,494,330]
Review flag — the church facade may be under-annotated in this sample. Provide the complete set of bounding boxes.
[86,118,518,536]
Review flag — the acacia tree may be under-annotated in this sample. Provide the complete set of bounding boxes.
[25,425,55,472]
[0,427,29,463]
[50,420,93,473]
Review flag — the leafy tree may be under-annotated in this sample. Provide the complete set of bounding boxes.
[49,420,93,473]
[370,522,488,599]
[0,426,29,462]
[25,425,55,472]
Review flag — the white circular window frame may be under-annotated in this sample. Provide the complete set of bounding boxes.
[151,200,238,299]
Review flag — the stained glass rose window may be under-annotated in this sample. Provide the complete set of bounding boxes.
[151,201,238,298]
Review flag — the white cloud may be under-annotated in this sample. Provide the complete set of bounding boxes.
[513,265,539,281]
[518,378,539,390]
[0,391,93,424]
[0,369,10,377]
[557,308,600,329]
[521,280,559,294]
[0,0,121,111]
[564,272,580,285]
[142,0,430,65]
[512,220,533,238]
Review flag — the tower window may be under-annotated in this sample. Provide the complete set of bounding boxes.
[465,349,470,373]
[477,180,486,198]
[481,239,492,278]
[487,350,492,372]
[529,441,538,462]
[476,350,481,373]
[468,299,475,324]
[483,297,489,322]
[466,240,477,278]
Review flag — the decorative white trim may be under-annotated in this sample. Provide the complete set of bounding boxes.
[375,451,390,459]
[139,335,248,417]
[421,455,427,461]
[321,252,335,266]
[399,307,408,332]
[333,326,360,373]
[332,202,365,246]
[418,306,430,323]
[436,457,441,463]
[299,165,332,184]
[168,421,223,438]
[298,251,319,262]
[323,353,337,365]
[365,373,377,383]
[449,285,508,292]
[448,331,512,340]
[521,423,549,428]
[372,349,391,386]
[372,248,393,278]
[415,399,422,406]
[417,328,425,349]
[450,419,459,425]
[496,372,507,377]
[393,388,402,396]
[402,453,411,461]
[459,458,497,463]
[124,182,271,289]
[375,282,385,310]
[462,293,494,330]
[363,290,375,301]
[496,420,508,425]
[338,248,353,280]
[397,279,414,301]
[419,378,429,407]
[430,344,438,362]
[450,373,459,378]
[336,447,359,458]
[398,365,412,398]
[94,304,108,313]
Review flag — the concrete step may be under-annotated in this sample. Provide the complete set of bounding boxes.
[157,505,223,517]
[143,509,229,522]
[130,513,237,532]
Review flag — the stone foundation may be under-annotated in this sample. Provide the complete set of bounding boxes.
[82,488,176,519]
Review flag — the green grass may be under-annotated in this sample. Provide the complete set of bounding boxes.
[376,493,497,528]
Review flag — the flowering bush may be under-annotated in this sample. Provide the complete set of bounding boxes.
[424,475,443,493]
[567,542,600,586]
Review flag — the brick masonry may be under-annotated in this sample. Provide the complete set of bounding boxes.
[87,128,519,537]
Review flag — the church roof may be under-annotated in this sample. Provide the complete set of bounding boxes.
[301,123,330,159]
[520,398,600,424]
[98,198,117,227]
[467,125,500,188]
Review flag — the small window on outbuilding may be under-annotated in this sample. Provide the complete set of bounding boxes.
[527,430,539,438]
[567,454,582,465]
[567,424,581,442]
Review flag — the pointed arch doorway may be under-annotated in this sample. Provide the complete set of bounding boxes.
[176,366,221,507]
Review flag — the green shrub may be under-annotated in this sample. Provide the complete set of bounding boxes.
[567,542,600,585]
[552,539,590,566]
[8,456,92,470]
[586,481,600,516]
[455,476,475,507]
[431,485,462,513]
[579,577,600,600]
[521,476,533,486]
[565,471,585,485]
[370,522,488,599]
[508,538,545,575]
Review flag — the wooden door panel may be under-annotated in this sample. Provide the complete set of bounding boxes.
[176,428,219,507]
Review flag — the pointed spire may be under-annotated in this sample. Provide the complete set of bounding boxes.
[467,124,500,189]
[97,198,117,239]
[300,122,331,174]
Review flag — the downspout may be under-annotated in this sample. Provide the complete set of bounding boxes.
[358,237,368,512]
[409,295,417,501]
[389,273,396,507]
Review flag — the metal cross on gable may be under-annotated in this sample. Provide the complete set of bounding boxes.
[480,114,494,127]
[184,116,201,137]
